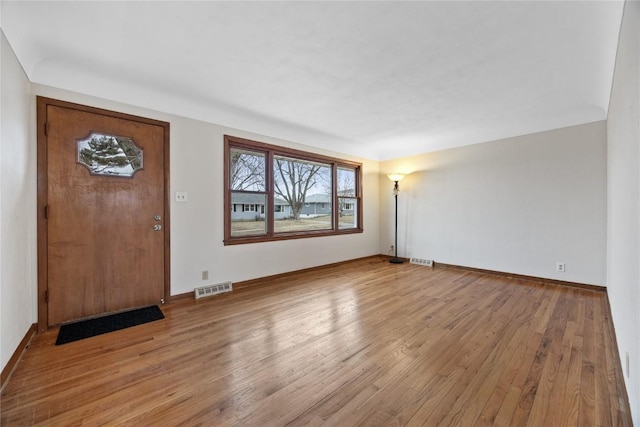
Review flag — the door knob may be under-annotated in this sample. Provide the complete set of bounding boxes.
[154,215,162,221]
[153,224,162,231]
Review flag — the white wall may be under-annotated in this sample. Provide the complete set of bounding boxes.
[607,0,639,424]
[29,85,380,298]
[0,31,36,371]
[380,121,607,286]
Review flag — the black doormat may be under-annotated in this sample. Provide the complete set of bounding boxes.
[55,305,164,345]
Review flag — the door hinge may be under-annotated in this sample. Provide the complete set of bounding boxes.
[44,122,50,136]
[44,290,49,303]
[44,205,49,219]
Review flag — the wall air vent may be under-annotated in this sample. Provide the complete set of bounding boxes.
[194,281,233,299]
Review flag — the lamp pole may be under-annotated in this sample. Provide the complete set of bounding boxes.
[387,174,405,264]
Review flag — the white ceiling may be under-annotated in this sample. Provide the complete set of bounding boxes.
[1,1,624,160]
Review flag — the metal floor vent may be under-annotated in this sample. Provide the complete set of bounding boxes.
[410,258,433,267]
[194,281,233,299]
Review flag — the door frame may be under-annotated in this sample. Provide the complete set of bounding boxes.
[36,96,171,332]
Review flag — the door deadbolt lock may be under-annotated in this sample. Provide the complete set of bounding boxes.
[154,215,162,221]
[153,224,162,231]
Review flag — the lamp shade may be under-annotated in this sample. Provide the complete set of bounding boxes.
[387,173,405,182]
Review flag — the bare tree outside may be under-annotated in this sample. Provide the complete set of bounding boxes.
[230,149,265,191]
[273,156,330,221]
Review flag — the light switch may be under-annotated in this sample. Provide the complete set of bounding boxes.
[175,192,188,202]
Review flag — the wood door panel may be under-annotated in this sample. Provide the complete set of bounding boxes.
[46,105,166,325]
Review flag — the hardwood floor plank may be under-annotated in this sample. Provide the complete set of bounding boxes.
[602,296,632,425]
[594,293,614,427]
[491,385,522,427]
[539,289,582,426]
[579,295,597,427]
[525,293,572,426]
[0,257,631,426]
[429,283,536,426]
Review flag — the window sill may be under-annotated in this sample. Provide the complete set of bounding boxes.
[224,228,363,246]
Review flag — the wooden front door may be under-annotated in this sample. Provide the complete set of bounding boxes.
[37,97,170,329]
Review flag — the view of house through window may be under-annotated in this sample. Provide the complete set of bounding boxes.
[337,167,358,230]
[229,147,267,237]
[225,136,363,244]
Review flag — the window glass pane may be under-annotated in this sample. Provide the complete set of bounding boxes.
[230,192,267,237]
[338,198,358,229]
[273,156,332,233]
[337,167,356,197]
[230,149,265,191]
[225,135,363,244]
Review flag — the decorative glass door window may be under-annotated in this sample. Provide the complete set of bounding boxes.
[77,132,143,177]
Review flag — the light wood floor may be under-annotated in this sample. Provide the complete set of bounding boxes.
[1,257,631,426]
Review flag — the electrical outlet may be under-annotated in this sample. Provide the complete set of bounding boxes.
[626,352,630,378]
[389,245,394,255]
[556,262,566,273]
[175,191,188,202]
[202,270,208,281]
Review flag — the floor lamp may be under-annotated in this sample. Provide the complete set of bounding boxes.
[387,173,405,264]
